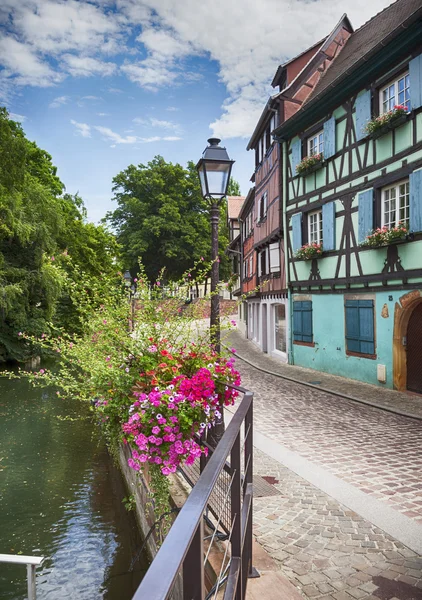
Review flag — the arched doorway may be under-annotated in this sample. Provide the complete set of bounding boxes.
[407,301,422,394]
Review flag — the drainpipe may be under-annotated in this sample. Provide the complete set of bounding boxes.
[282,140,294,365]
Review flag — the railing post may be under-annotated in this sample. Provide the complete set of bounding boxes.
[231,432,242,600]
[183,520,204,600]
[244,400,254,578]
[27,563,36,600]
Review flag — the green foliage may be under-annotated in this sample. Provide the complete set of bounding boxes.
[106,156,239,283]
[0,107,119,362]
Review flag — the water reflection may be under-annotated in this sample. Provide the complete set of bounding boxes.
[0,375,148,599]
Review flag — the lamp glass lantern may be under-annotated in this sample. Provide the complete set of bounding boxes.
[196,138,234,200]
[123,270,132,288]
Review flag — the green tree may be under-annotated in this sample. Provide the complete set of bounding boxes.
[107,156,238,283]
[0,108,119,362]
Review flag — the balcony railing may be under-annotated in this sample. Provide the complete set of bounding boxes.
[132,384,254,600]
[0,554,44,600]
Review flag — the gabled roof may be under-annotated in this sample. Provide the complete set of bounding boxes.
[303,0,422,108]
[274,0,422,139]
[227,196,245,220]
[271,38,325,89]
[246,13,353,151]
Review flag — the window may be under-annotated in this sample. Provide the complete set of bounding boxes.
[308,210,323,244]
[249,255,253,277]
[307,130,323,156]
[293,301,313,344]
[381,180,409,229]
[345,299,375,356]
[274,304,286,353]
[259,192,268,221]
[258,249,267,277]
[269,242,280,273]
[380,72,410,114]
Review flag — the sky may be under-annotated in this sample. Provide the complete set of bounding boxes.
[1,0,393,224]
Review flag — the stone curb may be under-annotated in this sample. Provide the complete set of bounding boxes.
[225,345,422,422]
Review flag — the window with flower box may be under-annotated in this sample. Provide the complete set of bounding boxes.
[379,72,410,114]
[307,130,324,156]
[381,180,409,229]
[308,210,323,245]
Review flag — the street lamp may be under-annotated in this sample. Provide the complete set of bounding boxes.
[196,138,235,446]
[123,270,135,331]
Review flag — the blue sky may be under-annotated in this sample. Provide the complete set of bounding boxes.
[1,0,392,223]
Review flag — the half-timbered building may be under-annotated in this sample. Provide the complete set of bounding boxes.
[239,14,353,361]
[274,0,422,391]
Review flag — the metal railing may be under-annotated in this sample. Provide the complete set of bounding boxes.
[0,554,45,600]
[132,385,254,600]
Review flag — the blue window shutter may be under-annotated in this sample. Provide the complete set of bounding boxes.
[291,138,302,175]
[409,169,422,233]
[359,301,375,355]
[322,201,336,251]
[345,299,374,354]
[358,189,374,243]
[293,301,313,343]
[355,90,371,141]
[301,302,313,343]
[409,53,422,110]
[291,213,302,252]
[293,302,302,342]
[323,116,335,159]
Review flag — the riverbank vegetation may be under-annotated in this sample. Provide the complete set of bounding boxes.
[14,263,241,517]
[0,108,118,363]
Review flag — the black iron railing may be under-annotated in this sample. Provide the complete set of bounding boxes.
[132,385,254,600]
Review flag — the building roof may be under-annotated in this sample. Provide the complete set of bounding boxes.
[227,196,245,220]
[271,38,325,89]
[303,0,422,108]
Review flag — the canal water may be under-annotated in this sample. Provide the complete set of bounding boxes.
[0,374,149,599]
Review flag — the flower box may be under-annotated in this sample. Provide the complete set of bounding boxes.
[365,105,410,140]
[360,224,409,248]
[296,153,324,176]
[295,243,323,260]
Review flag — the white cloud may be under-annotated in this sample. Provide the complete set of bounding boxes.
[133,116,181,132]
[70,119,91,138]
[117,0,393,137]
[82,95,103,101]
[61,55,117,77]
[0,34,63,87]
[49,95,69,108]
[108,87,124,94]
[166,106,179,112]
[97,112,110,116]
[9,112,27,122]
[94,125,181,144]
[95,125,138,144]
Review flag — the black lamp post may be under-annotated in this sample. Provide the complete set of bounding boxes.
[123,270,135,331]
[196,138,235,446]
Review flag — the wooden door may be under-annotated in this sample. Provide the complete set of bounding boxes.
[407,302,422,394]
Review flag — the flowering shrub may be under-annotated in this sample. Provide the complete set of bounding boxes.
[10,258,243,521]
[122,361,239,476]
[360,223,409,247]
[364,105,409,136]
[296,153,323,175]
[295,243,323,260]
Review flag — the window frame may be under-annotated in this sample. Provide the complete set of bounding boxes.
[293,300,314,347]
[307,209,323,245]
[344,298,376,359]
[259,192,268,222]
[380,178,410,229]
[307,130,324,157]
[379,71,410,114]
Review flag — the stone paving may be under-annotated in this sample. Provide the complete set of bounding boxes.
[252,446,422,600]
[226,330,422,419]
[228,332,422,525]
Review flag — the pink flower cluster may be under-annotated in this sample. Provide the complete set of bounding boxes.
[123,361,241,476]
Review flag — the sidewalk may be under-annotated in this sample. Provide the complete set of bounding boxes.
[227,330,422,419]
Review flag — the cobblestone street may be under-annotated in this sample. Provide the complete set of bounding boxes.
[227,331,422,599]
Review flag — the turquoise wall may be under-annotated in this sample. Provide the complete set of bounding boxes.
[291,290,409,388]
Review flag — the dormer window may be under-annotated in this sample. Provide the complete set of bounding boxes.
[308,131,324,156]
[379,72,410,114]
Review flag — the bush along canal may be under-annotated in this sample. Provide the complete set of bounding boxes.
[0,374,149,599]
